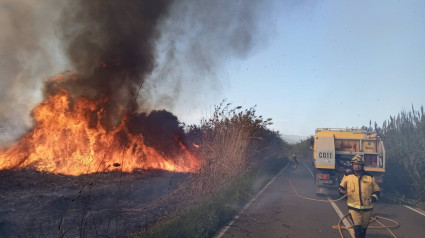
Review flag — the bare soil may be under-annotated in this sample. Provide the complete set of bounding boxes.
[0,169,189,237]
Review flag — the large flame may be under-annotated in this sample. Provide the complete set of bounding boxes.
[0,89,200,176]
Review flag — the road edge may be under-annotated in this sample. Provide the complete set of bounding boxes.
[214,162,290,238]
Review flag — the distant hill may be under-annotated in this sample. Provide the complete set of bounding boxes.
[281,134,309,144]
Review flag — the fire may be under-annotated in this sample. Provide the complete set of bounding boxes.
[0,90,200,175]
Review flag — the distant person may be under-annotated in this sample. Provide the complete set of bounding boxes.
[292,153,298,163]
[291,153,298,169]
[339,155,380,238]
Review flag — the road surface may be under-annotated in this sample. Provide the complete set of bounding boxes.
[218,160,425,238]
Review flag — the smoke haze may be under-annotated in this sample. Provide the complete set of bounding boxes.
[0,0,67,145]
[141,0,274,111]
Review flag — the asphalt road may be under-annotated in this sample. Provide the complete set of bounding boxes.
[218,160,425,238]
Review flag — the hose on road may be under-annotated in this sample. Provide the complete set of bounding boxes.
[288,177,347,202]
[332,213,399,238]
[287,177,400,238]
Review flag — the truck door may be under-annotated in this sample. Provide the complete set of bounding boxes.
[316,137,335,169]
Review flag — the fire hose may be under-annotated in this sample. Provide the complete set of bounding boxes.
[287,177,400,238]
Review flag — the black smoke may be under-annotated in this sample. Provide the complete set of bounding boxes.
[126,110,185,157]
[44,0,174,130]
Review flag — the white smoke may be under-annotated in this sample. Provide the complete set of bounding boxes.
[0,0,69,146]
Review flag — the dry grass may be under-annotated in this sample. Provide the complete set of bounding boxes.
[184,102,280,202]
[129,102,286,237]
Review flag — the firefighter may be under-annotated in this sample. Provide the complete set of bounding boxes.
[292,153,298,169]
[339,154,380,238]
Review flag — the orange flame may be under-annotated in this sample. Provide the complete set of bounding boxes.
[0,90,200,175]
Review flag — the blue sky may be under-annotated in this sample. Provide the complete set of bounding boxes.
[173,0,425,137]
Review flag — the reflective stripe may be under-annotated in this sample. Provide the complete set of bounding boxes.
[347,202,374,210]
[364,168,385,172]
[372,194,379,200]
[316,165,335,169]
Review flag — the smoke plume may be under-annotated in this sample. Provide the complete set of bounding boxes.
[44,0,174,130]
[0,0,275,145]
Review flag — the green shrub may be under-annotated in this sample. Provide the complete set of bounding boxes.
[371,106,425,202]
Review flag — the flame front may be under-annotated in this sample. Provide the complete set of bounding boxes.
[0,90,200,175]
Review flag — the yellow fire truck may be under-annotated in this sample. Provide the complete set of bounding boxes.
[313,128,385,195]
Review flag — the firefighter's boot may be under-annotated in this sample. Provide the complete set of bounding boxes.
[353,225,363,238]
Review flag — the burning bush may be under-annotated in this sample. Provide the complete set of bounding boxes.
[0,86,200,175]
[126,110,186,158]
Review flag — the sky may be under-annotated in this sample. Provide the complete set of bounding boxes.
[1,0,425,144]
[172,0,425,137]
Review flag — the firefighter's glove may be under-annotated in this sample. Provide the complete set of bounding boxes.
[371,196,377,203]
[364,197,372,206]
[339,187,347,195]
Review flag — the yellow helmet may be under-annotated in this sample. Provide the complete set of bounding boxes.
[351,154,364,164]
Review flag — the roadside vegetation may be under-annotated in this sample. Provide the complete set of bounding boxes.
[287,136,314,161]
[132,157,287,238]
[364,106,425,205]
[131,103,288,237]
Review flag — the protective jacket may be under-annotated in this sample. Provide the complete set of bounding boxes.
[339,172,380,211]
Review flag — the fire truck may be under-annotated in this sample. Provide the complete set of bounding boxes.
[313,128,385,195]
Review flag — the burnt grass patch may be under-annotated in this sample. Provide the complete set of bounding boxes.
[0,169,189,237]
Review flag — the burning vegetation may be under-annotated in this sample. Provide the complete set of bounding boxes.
[0,0,269,176]
[0,82,200,175]
[0,0,201,175]
[0,0,284,237]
